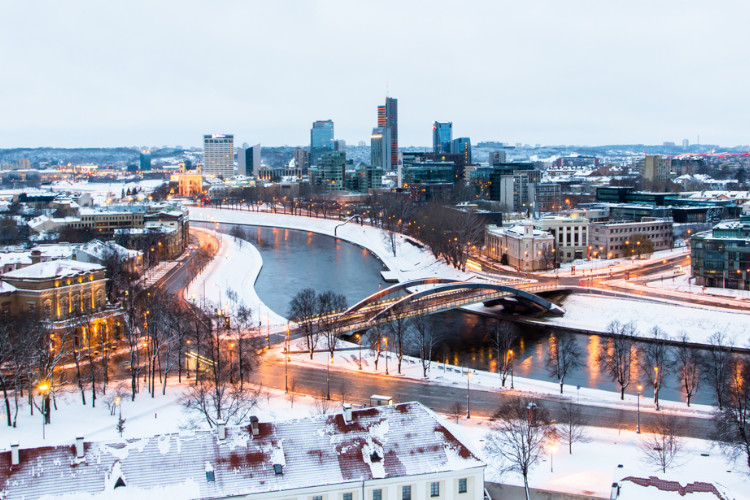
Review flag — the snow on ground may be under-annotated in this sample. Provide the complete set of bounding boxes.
[48,179,166,204]
[533,293,750,347]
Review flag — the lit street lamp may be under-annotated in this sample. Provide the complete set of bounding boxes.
[466,371,472,419]
[355,333,362,370]
[38,382,50,439]
[508,349,515,389]
[550,442,556,472]
[384,337,389,376]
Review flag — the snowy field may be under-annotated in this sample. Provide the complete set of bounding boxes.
[48,179,166,204]
[534,293,750,347]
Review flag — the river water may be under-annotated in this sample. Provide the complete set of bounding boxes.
[203,222,714,405]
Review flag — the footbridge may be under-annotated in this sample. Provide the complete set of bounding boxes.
[329,278,564,335]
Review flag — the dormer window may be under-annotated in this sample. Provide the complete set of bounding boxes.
[273,463,283,475]
[370,451,381,463]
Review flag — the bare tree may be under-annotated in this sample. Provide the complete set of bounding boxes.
[639,414,683,473]
[484,400,555,500]
[181,305,262,427]
[640,326,671,410]
[409,305,439,377]
[311,395,335,415]
[384,308,410,374]
[317,291,347,359]
[712,354,750,470]
[675,334,702,407]
[557,403,588,454]
[704,332,733,409]
[489,320,517,387]
[226,288,262,390]
[288,288,319,360]
[286,378,296,408]
[450,401,464,424]
[545,330,583,394]
[367,327,383,371]
[600,321,638,400]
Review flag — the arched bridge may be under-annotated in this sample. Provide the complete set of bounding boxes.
[330,278,564,334]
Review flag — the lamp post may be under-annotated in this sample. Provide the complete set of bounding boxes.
[636,384,642,433]
[355,333,362,370]
[466,371,472,419]
[509,349,515,389]
[384,337,389,376]
[654,366,659,409]
[284,325,290,393]
[550,442,556,472]
[38,382,49,439]
[229,343,234,383]
[326,355,333,400]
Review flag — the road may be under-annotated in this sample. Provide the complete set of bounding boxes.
[249,357,715,440]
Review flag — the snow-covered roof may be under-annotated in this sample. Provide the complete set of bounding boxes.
[0,402,483,499]
[2,259,103,280]
[0,281,16,294]
[0,253,32,268]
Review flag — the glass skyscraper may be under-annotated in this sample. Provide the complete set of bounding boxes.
[310,120,334,166]
[370,127,391,171]
[377,97,398,169]
[452,137,472,164]
[433,122,453,154]
[203,134,234,177]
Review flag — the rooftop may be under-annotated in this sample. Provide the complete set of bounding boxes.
[2,259,103,280]
[0,402,483,499]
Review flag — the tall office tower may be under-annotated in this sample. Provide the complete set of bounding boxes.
[433,122,453,153]
[203,134,235,177]
[488,150,507,165]
[370,127,392,171]
[377,97,398,169]
[452,137,472,164]
[293,147,309,174]
[642,154,671,191]
[238,144,262,177]
[310,120,334,165]
[333,139,347,152]
[139,149,152,171]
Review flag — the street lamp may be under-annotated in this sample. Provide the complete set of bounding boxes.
[636,384,643,433]
[284,325,290,393]
[38,382,50,439]
[508,349,515,389]
[326,355,333,400]
[229,343,234,383]
[550,442,556,472]
[384,337,389,376]
[466,371,472,419]
[355,333,362,370]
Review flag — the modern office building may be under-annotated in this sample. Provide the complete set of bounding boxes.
[378,97,398,168]
[310,120,334,166]
[589,218,674,259]
[309,151,346,190]
[452,137,472,164]
[691,215,750,289]
[433,122,453,154]
[237,144,261,177]
[488,150,507,165]
[139,149,152,171]
[370,127,392,171]
[202,134,234,178]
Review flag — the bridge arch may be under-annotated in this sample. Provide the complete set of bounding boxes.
[368,281,564,322]
[343,277,457,315]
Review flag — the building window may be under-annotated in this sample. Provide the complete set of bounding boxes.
[313,496,322,500]
[343,494,352,500]
[373,489,382,500]
[458,478,467,493]
[430,482,440,497]
[402,485,411,500]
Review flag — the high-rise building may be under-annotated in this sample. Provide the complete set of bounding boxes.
[452,137,472,164]
[203,134,234,178]
[370,127,392,171]
[433,122,453,153]
[377,97,398,169]
[333,140,347,153]
[310,120,334,166]
[309,151,346,190]
[238,144,261,177]
[488,150,507,165]
[293,148,309,174]
[139,149,152,171]
[641,155,671,191]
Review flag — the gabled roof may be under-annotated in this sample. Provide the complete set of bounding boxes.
[0,402,483,499]
[2,259,103,280]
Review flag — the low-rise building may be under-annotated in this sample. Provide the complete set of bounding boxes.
[691,215,750,289]
[484,221,555,271]
[0,402,485,500]
[534,215,590,263]
[590,218,674,259]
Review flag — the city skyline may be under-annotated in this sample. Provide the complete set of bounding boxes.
[1,1,749,148]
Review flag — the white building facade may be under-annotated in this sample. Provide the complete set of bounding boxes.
[203,134,235,178]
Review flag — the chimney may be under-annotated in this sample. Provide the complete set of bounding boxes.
[217,421,226,440]
[10,442,19,466]
[609,482,620,500]
[249,416,259,436]
[342,403,352,423]
[75,436,85,459]
[527,402,537,427]
[30,249,42,265]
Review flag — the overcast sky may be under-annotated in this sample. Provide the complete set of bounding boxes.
[1,1,748,148]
